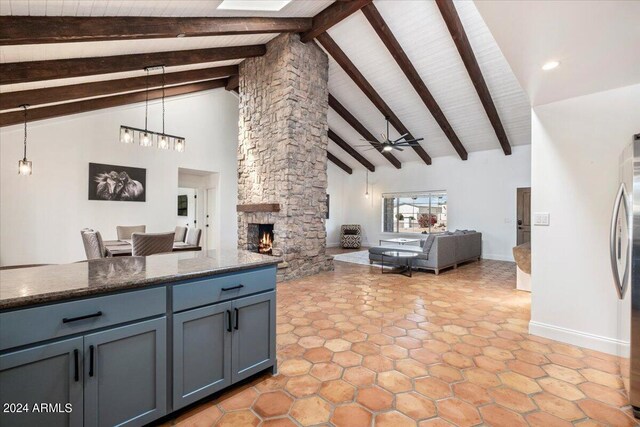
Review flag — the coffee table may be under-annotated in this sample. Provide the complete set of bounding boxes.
[381,251,419,277]
[379,237,420,246]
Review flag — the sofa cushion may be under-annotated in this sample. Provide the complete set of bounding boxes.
[422,234,436,256]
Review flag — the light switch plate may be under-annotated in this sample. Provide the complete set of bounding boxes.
[533,212,550,226]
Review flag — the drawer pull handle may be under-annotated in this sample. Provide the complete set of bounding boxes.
[221,284,244,292]
[89,345,95,377]
[226,310,232,332]
[74,349,79,382]
[234,308,239,330]
[63,311,103,323]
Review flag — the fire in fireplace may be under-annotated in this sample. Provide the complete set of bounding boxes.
[248,223,274,255]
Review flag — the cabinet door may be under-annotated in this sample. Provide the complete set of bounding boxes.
[231,291,276,383]
[0,337,83,427]
[83,317,166,427]
[172,302,232,410]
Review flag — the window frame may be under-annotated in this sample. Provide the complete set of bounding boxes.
[381,191,448,235]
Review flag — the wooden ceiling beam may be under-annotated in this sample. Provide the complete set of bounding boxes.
[328,128,375,172]
[318,32,431,165]
[0,44,265,85]
[0,16,311,45]
[327,151,353,174]
[1,65,238,110]
[435,0,511,155]
[362,4,468,160]
[0,79,227,127]
[225,74,239,92]
[329,93,401,169]
[300,0,372,43]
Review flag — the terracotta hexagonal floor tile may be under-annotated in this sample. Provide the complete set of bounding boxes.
[318,379,355,404]
[332,350,362,367]
[218,387,258,411]
[396,336,422,350]
[579,368,624,389]
[464,368,501,388]
[498,371,542,394]
[506,359,546,378]
[254,374,288,393]
[437,398,482,427]
[479,404,527,427]
[356,386,394,411]
[382,325,407,337]
[547,353,587,369]
[410,348,441,365]
[577,399,638,427]
[452,382,492,405]
[284,374,321,398]
[396,392,437,420]
[396,358,429,378]
[473,355,506,373]
[331,404,372,427]
[543,363,586,384]
[418,418,456,427]
[261,417,297,427]
[483,346,515,361]
[343,366,376,387]
[538,377,586,401]
[583,356,619,374]
[429,364,464,383]
[278,359,312,377]
[289,396,332,426]
[375,410,415,427]
[532,392,585,421]
[377,370,413,393]
[415,377,452,400]
[513,349,549,365]
[303,346,332,363]
[525,412,573,427]
[442,352,474,369]
[351,341,380,356]
[297,335,325,349]
[578,382,629,407]
[363,354,394,372]
[488,387,536,413]
[310,362,343,381]
[324,338,351,352]
[253,391,293,419]
[216,410,260,427]
[381,344,409,360]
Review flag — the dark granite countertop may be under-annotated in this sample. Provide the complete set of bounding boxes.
[0,250,280,310]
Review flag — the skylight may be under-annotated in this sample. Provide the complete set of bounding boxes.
[217,0,293,11]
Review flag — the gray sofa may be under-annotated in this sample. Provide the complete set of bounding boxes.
[369,231,482,275]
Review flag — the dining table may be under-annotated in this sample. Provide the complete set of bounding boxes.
[103,239,201,257]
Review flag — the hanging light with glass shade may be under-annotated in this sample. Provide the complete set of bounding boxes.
[119,65,185,152]
[18,104,32,176]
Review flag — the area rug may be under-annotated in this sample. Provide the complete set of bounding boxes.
[332,250,387,268]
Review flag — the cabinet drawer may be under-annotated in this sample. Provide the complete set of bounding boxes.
[0,287,166,351]
[172,266,276,312]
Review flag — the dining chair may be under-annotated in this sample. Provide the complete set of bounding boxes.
[116,225,146,240]
[185,228,202,246]
[81,228,107,260]
[131,232,175,256]
[174,226,188,243]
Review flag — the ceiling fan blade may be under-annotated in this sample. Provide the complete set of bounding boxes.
[392,146,404,151]
[393,133,410,143]
[403,137,424,144]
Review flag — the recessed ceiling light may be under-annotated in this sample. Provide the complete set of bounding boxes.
[542,61,560,71]
[217,0,292,11]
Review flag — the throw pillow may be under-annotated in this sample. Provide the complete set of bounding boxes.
[422,234,436,256]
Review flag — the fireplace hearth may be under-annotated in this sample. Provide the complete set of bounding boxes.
[248,223,274,255]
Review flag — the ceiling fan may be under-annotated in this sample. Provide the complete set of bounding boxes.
[355,117,424,152]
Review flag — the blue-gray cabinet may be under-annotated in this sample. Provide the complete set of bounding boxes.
[172,290,276,410]
[172,302,232,409]
[83,318,166,427]
[0,337,83,427]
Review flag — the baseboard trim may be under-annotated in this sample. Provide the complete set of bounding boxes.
[529,320,630,357]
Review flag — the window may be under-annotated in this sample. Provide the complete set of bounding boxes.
[382,192,447,234]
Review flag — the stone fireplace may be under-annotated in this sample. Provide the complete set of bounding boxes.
[237,33,333,281]
[247,223,274,255]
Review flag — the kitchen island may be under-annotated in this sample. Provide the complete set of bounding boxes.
[0,250,279,427]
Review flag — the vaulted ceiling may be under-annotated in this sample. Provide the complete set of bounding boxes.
[0,0,531,172]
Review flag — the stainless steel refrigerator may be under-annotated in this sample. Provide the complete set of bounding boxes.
[611,133,640,419]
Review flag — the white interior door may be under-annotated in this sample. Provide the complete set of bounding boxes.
[205,188,217,250]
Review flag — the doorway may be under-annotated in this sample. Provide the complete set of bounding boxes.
[178,169,219,251]
[517,187,531,245]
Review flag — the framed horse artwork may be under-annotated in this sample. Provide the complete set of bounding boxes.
[88,163,146,202]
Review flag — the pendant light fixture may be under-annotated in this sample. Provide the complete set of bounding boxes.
[18,104,32,176]
[365,170,369,198]
[119,65,186,152]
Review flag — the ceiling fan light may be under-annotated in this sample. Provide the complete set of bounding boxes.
[382,145,393,152]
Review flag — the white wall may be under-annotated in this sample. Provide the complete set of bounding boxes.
[530,84,640,355]
[0,89,239,266]
[327,145,531,261]
[326,162,349,247]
